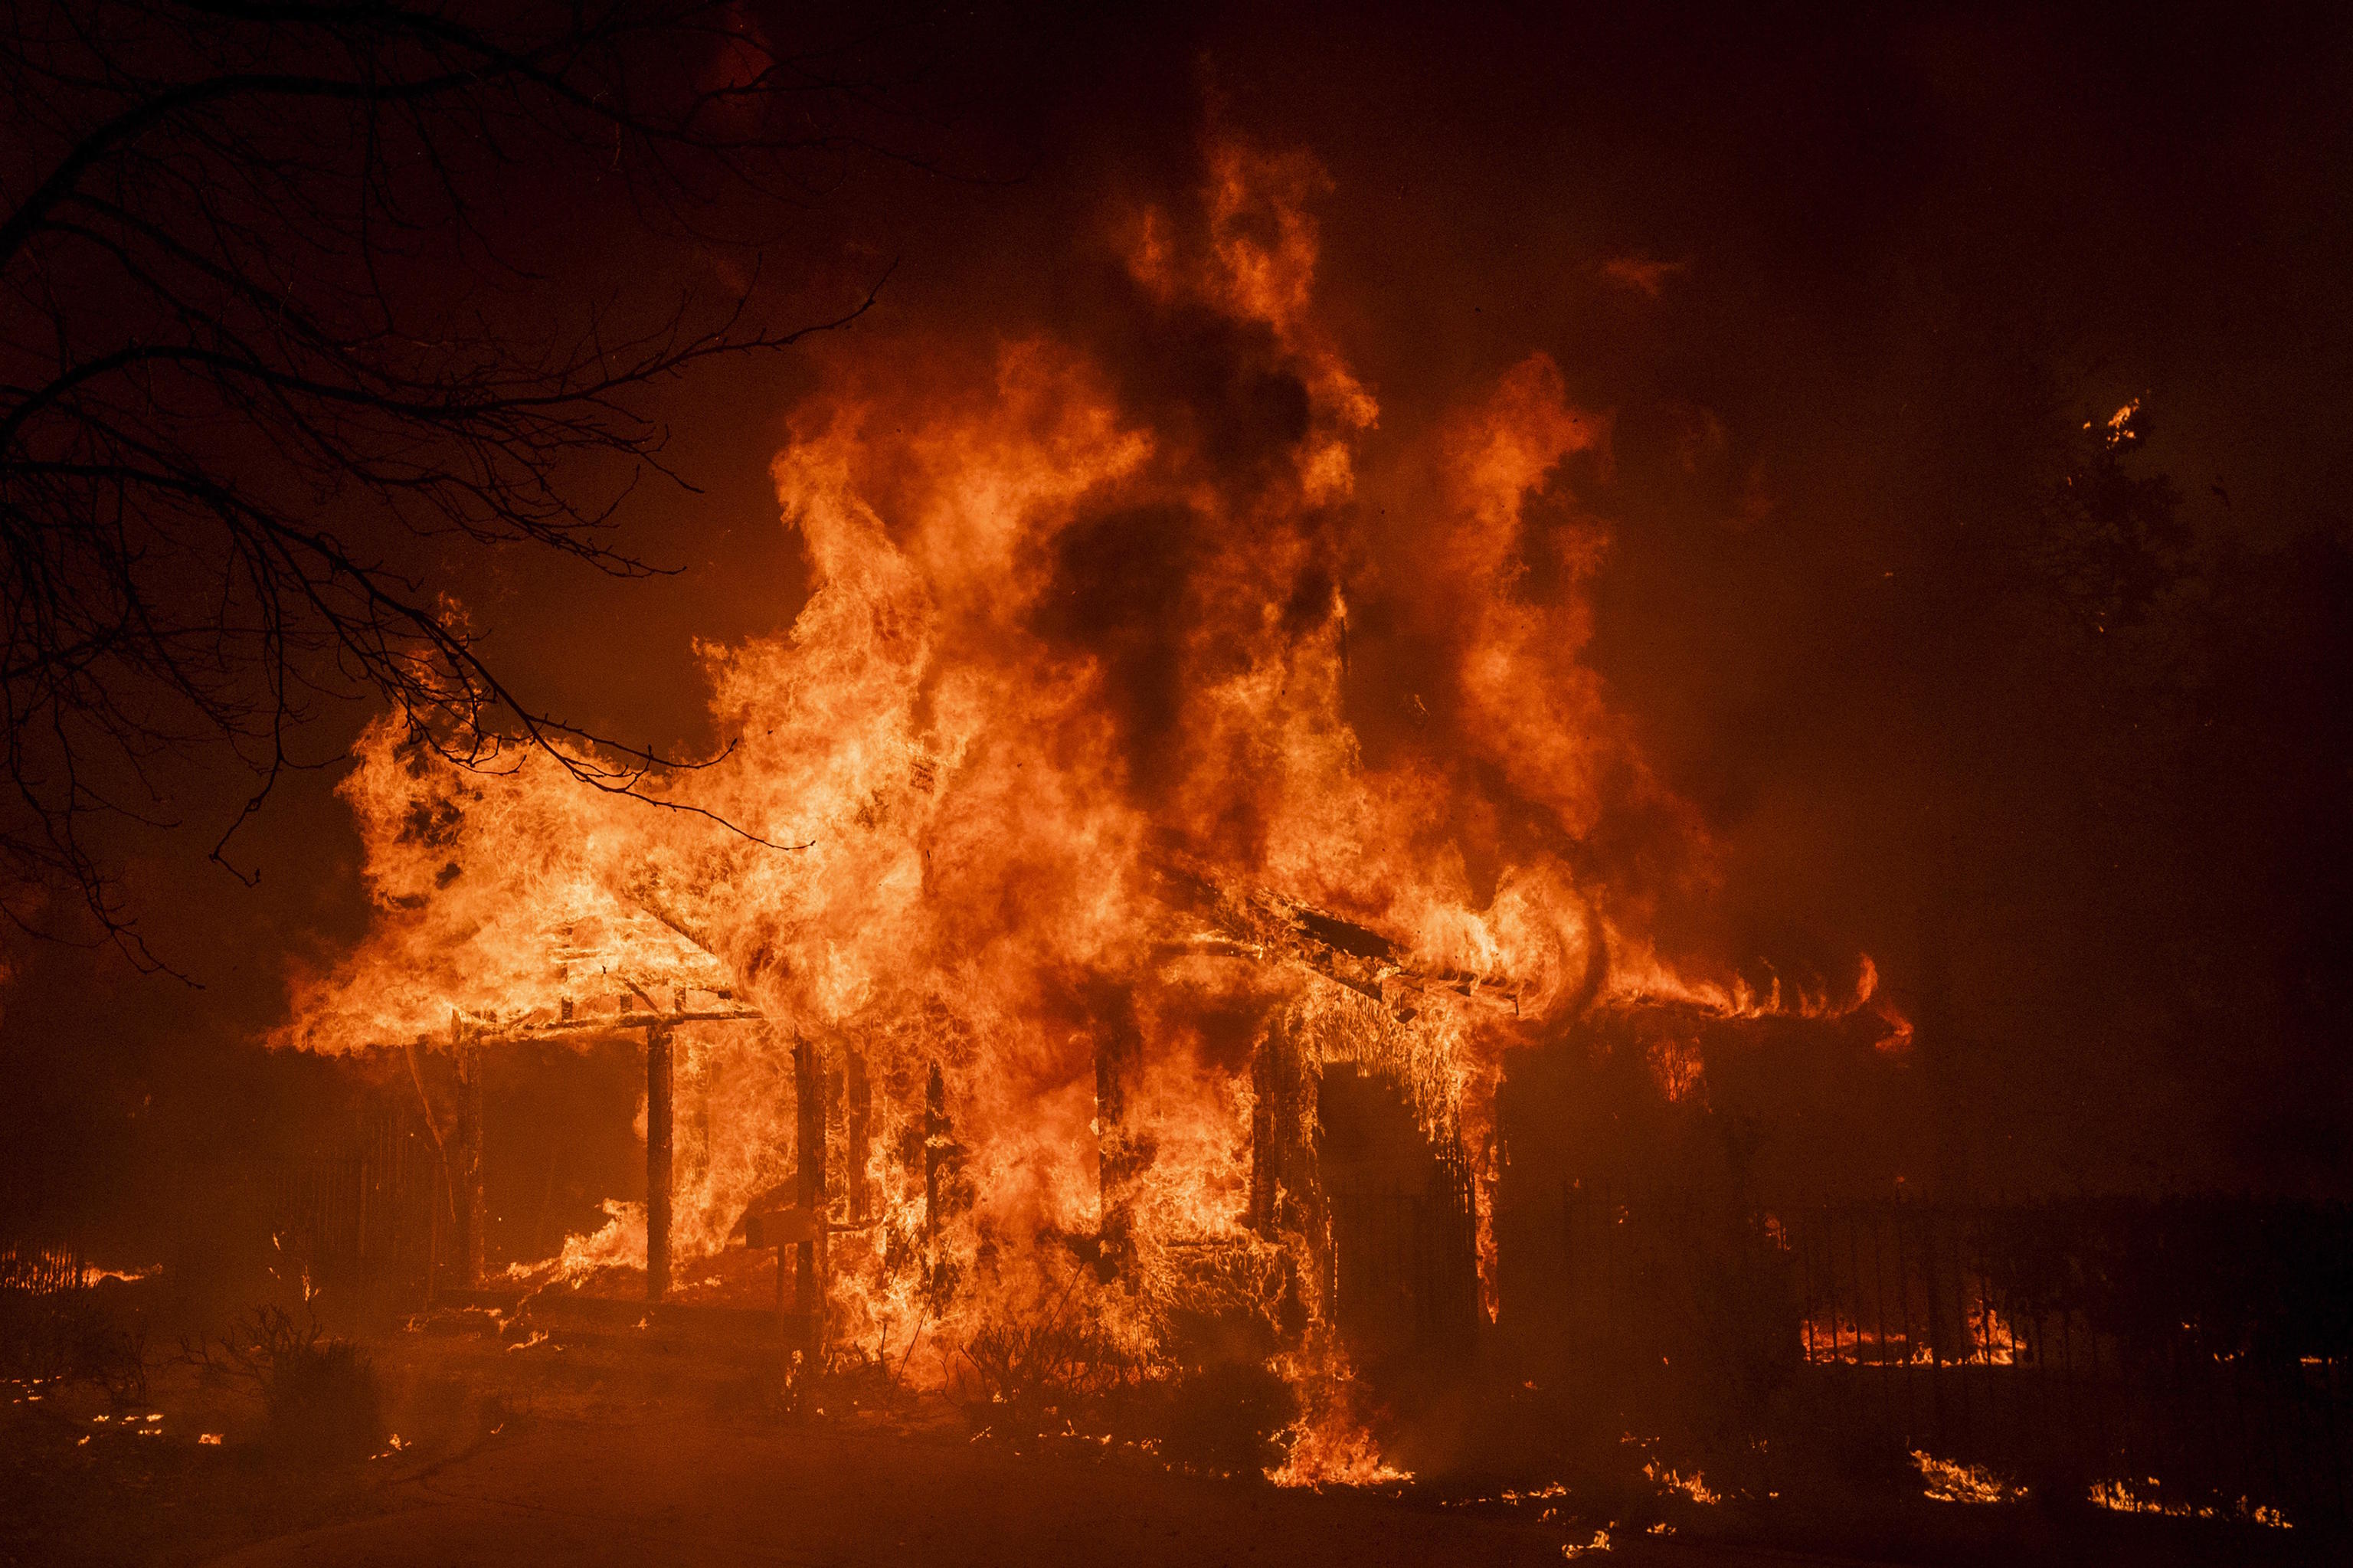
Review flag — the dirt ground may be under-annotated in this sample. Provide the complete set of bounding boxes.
[2,1304,2332,1568]
[205,1414,1785,1568]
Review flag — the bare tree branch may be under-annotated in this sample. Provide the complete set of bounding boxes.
[0,1,937,971]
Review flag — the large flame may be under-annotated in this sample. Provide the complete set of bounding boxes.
[278,136,1890,1478]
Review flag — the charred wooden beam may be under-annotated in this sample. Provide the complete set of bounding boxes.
[472,1005,764,1042]
[1147,862,1523,1014]
[646,1022,674,1303]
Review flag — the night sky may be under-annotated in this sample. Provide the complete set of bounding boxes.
[6,2,2349,1261]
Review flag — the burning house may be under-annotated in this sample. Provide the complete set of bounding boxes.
[259,144,1920,1485]
[8,4,2353,1560]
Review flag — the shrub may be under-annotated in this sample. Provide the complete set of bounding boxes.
[957,1312,1138,1435]
[263,1336,384,1459]
[185,1304,385,1460]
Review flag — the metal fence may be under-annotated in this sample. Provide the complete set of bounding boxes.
[1508,1183,2353,1525]
[1792,1197,2350,1522]
[0,1242,84,1295]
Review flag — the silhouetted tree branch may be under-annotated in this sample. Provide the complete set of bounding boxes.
[0,1,925,969]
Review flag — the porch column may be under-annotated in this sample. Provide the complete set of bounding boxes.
[793,1032,827,1355]
[646,1022,674,1303]
[453,1011,486,1291]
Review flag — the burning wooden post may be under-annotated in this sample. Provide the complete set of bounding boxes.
[646,1019,674,1304]
[843,1047,872,1223]
[686,1032,713,1194]
[793,1032,827,1355]
[1093,990,1146,1263]
[453,1011,486,1291]
[921,1060,964,1302]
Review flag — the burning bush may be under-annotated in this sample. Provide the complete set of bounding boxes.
[953,1272,1147,1439]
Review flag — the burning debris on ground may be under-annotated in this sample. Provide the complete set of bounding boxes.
[3,5,2351,1566]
